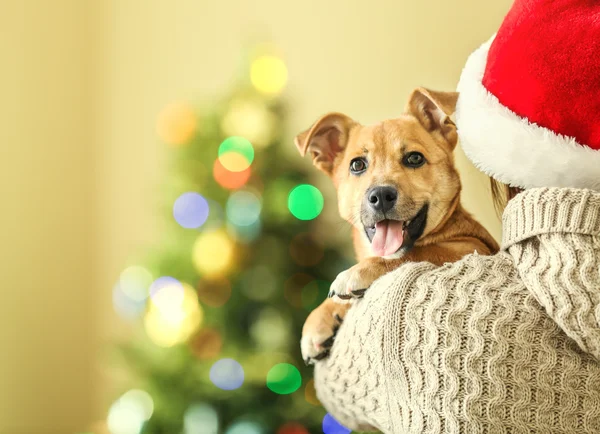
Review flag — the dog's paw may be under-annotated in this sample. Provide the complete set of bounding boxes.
[329,261,379,301]
[301,305,345,365]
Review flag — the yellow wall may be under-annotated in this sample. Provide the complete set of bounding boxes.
[1,0,512,431]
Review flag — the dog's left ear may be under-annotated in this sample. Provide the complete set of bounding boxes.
[294,112,356,175]
[406,88,459,149]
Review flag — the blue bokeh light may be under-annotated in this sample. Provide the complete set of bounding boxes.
[322,413,351,434]
[173,192,210,229]
[210,358,245,391]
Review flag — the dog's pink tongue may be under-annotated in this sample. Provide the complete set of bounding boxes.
[372,220,404,256]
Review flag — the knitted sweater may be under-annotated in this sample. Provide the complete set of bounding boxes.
[314,188,600,433]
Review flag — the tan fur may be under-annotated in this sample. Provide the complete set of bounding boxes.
[295,88,499,362]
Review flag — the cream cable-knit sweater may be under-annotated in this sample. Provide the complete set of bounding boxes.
[314,188,600,433]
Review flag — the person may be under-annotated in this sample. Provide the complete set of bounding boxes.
[312,0,600,432]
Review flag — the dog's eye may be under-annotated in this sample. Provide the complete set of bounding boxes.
[403,152,426,168]
[349,158,368,174]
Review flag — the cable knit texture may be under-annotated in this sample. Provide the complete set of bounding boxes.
[314,188,600,433]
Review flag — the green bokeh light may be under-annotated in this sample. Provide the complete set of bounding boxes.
[287,184,324,220]
[266,363,302,395]
[218,136,254,164]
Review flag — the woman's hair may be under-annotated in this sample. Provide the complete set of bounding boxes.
[490,178,522,215]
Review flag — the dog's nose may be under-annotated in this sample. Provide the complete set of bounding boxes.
[367,186,398,213]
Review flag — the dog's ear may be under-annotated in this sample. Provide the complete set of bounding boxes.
[294,113,355,175]
[406,88,459,149]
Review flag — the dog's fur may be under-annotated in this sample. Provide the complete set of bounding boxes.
[295,88,499,363]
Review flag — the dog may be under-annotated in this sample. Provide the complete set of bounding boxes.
[294,88,499,364]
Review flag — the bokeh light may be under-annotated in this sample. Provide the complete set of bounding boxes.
[210,358,245,391]
[322,414,351,434]
[113,283,146,320]
[288,184,324,220]
[283,273,314,308]
[240,265,277,301]
[221,99,276,149]
[218,136,254,172]
[213,159,251,190]
[119,266,152,302]
[149,276,184,308]
[197,278,232,307]
[173,192,209,229]
[192,230,235,279]
[266,363,302,395]
[289,233,324,267]
[107,390,154,434]
[226,190,262,227]
[190,328,223,360]
[144,282,202,347]
[156,102,197,146]
[250,308,290,350]
[226,421,265,434]
[277,423,310,434]
[304,379,321,406]
[183,403,218,434]
[250,55,288,96]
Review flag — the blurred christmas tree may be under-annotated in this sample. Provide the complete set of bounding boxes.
[104,46,357,434]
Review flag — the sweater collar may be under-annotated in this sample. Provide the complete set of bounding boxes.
[501,187,600,250]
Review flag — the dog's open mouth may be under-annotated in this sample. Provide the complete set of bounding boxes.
[365,204,428,256]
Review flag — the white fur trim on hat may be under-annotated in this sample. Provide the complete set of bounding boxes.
[456,36,600,191]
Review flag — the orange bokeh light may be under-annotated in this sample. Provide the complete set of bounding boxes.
[277,423,309,434]
[213,159,251,190]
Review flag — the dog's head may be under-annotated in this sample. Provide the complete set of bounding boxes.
[295,88,460,258]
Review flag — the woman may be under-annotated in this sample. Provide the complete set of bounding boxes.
[313,0,600,432]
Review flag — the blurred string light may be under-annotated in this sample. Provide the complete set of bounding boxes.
[289,233,324,267]
[250,55,288,96]
[144,279,202,347]
[196,278,232,307]
[183,403,219,434]
[304,379,321,406]
[277,423,310,434]
[210,358,245,390]
[249,308,290,350]
[283,273,314,308]
[221,99,276,149]
[107,390,154,434]
[113,266,153,319]
[192,230,234,279]
[322,414,351,434]
[197,278,232,307]
[213,159,251,190]
[225,421,265,434]
[226,190,261,226]
[240,265,277,301]
[190,328,223,360]
[156,102,197,147]
[288,184,324,220]
[173,192,209,229]
[266,363,302,395]
[218,136,255,172]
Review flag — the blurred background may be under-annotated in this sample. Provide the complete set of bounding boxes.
[1,0,513,433]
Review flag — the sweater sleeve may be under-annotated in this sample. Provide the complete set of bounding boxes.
[313,261,437,433]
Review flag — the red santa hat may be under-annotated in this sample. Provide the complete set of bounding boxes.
[456,0,600,191]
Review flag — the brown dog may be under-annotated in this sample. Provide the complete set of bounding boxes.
[295,88,499,364]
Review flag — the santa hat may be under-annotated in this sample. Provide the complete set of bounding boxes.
[455,0,600,191]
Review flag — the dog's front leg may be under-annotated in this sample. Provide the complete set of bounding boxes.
[301,298,349,365]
